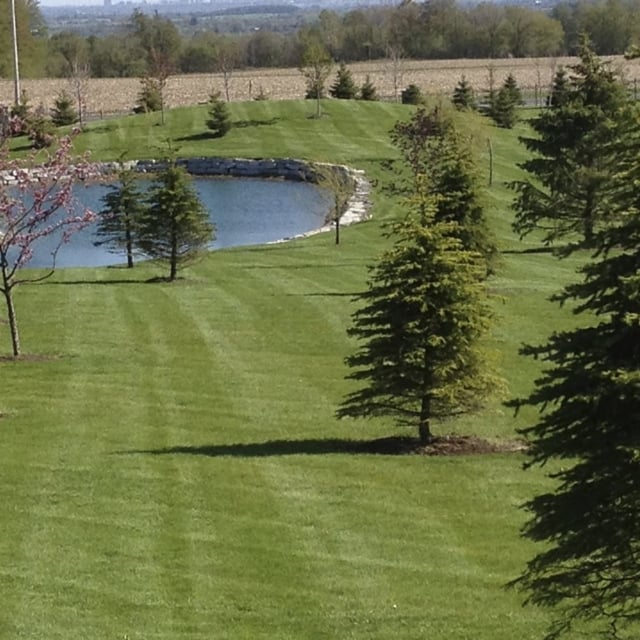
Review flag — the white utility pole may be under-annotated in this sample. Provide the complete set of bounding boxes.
[10,0,21,106]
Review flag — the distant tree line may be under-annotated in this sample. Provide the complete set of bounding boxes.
[6,0,640,80]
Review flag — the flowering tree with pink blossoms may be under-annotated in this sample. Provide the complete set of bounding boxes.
[0,134,95,357]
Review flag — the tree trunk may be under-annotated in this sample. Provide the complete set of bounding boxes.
[169,222,178,281]
[335,216,340,245]
[418,393,432,445]
[125,225,134,269]
[1,267,20,357]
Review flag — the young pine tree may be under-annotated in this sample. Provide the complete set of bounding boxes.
[337,195,497,445]
[452,75,476,110]
[51,90,78,127]
[330,62,358,99]
[137,162,215,281]
[96,165,145,268]
[205,91,232,138]
[488,75,522,129]
[359,75,378,101]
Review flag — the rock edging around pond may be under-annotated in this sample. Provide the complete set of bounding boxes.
[115,157,373,240]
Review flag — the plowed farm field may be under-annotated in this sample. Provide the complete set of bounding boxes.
[2,56,639,118]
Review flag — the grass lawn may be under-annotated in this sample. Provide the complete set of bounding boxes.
[0,101,587,639]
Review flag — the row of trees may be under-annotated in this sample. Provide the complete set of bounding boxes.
[339,38,640,639]
[7,0,640,82]
[508,39,640,639]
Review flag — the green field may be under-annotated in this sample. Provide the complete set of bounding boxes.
[1,101,583,639]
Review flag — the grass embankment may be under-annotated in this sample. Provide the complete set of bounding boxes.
[1,101,582,639]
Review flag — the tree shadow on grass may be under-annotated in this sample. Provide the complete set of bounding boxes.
[116,435,526,459]
[233,117,280,128]
[116,436,419,458]
[501,246,557,255]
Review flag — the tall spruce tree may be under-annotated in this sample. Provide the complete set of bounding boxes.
[96,165,145,268]
[510,137,640,638]
[337,193,496,444]
[138,162,214,281]
[512,38,633,250]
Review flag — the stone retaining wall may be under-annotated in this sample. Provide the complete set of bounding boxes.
[128,157,373,230]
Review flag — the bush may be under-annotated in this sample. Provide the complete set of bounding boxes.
[28,109,55,149]
[401,84,424,105]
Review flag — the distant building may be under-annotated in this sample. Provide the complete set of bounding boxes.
[104,0,111,6]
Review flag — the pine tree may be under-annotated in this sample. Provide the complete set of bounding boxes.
[488,74,522,129]
[510,139,640,639]
[546,66,570,108]
[502,73,523,106]
[96,165,145,268]
[359,75,378,101]
[50,90,78,127]
[134,77,162,113]
[390,107,497,273]
[401,83,424,105]
[329,62,357,99]
[452,75,476,111]
[512,38,633,249]
[205,90,232,138]
[137,162,215,281]
[337,196,496,445]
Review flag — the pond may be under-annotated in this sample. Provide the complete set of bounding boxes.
[27,177,332,268]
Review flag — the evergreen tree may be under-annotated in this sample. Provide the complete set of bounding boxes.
[337,197,496,445]
[359,75,378,101]
[50,90,78,127]
[205,90,231,138]
[546,66,570,108]
[401,83,424,105]
[134,77,162,113]
[137,162,215,281]
[510,146,640,639]
[330,62,357,99]
[452,75,476,110]
[512,38,633,249]
[502,73,523,106]
[487,74,522,128]
[96,165,145,268]
[391,107,497,273]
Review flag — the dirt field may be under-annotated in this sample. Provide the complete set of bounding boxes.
[2,56,640,118]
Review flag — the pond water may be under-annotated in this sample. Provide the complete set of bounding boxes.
[27,177,331,268]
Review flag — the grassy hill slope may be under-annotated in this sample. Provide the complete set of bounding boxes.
[0,100,587,639]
